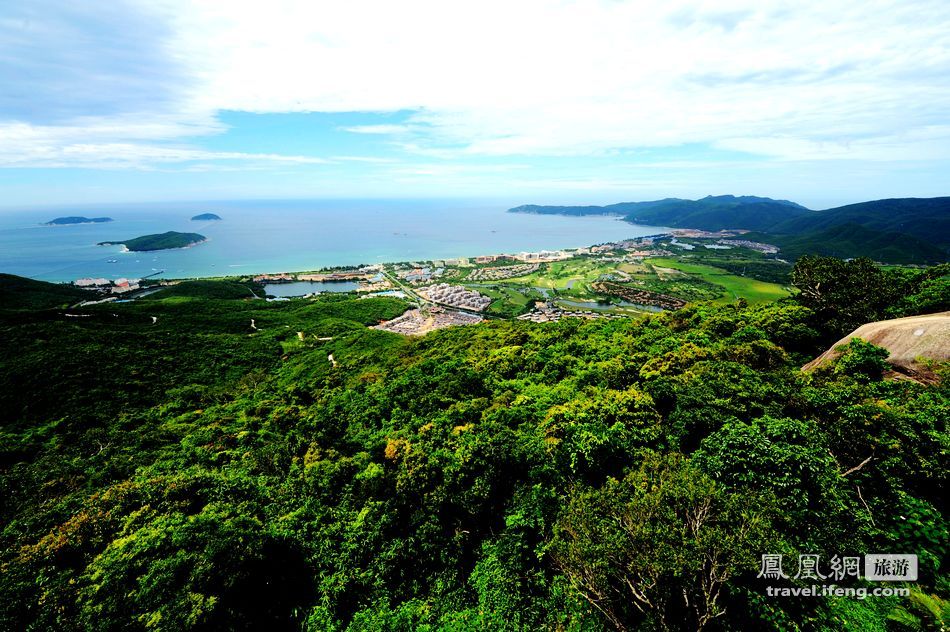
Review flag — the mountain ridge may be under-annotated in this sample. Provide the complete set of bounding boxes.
[509,195,950,263]
[512,195,810,232]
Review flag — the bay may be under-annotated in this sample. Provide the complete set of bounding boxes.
[0,199,666,282]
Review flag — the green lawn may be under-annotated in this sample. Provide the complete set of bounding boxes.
[454,255,791,317]
[468,285,542,317]
[647,257,792,303]
[498,258,615,290]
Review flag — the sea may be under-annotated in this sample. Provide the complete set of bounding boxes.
[0,199,666,283]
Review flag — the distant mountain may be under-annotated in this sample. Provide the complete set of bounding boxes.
[769,197,950,249]
[191,213,222,221]
[621,196,810,232]
[98,231,207,252]
[510,195,950,263]
[509,199,691,217]
[43,216,113,225]
[509,204,622,216]
[510,195,810,232]
[756,223,948,265]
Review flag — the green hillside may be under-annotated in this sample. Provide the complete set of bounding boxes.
[0,273,89,310]
[142,280,260,300]
[620,195,809,231]
[511,195,950,263]
[1,265,947,631]
[510,195,809,231]
[771,197,950,247]
[758,223,948,265]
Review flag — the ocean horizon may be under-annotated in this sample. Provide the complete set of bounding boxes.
[0,199,667,283]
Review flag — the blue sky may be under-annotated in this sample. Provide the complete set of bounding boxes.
[1,0,949,210]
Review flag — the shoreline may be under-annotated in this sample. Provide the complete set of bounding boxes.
[42,233,666,285]
[5,203,665,283]
[11,231,639,284]
[128,234,670,285]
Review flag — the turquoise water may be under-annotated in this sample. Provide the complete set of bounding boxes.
[0,199,666,282]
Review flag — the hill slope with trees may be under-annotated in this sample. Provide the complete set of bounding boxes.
[510,196,950,264]
[511,195,809,232]
[0,261,947,631]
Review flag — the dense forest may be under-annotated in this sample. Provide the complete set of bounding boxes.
[1,258,947,631]
[508,195,810,232]
[510,196,950,265]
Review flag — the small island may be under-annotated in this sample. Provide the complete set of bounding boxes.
[191,213,222,221]
[43,216,113,225]
[98,231,207,252]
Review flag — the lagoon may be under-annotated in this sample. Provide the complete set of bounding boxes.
[263,280,361,297]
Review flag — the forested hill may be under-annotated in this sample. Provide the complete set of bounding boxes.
[510,195,809,232]
[768,197,950,248]
[757,197,950,265]
[750,222,949,264]
[510,195,950,264]
[43,216,113,225]
[0,272,89,309]
[98,231,207,252]
[1,259,948,631]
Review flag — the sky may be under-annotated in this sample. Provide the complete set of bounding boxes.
[1,0,949,210]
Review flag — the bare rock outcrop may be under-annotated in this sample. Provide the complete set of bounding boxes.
[802,311,950,384]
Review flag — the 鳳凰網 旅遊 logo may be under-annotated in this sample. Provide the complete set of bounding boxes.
[756,553,917,599]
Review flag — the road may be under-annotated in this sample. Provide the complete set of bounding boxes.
[382,267,512,320]
[381,269,429,306]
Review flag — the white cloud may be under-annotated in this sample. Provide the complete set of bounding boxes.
[718,125,950,161]
[3,0,950,169]
[162,0,950,161]
[341,125,413,135]
[388,163,531,177]
[0,119,330,169]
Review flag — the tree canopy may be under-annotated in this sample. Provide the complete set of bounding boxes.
[1,259,947,630]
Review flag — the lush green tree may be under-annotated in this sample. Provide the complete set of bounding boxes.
[833,337,891,382]
[77,504,312,631]
[1,272,947,631]
[693,416,853,546]
[541,387,661,483]
[550,453,777,631]
[791,256,888,336]
[792,256,950,338]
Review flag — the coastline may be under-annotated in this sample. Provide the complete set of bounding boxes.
[85,233,672,286]
[2,201,666,282]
